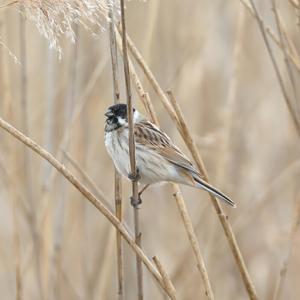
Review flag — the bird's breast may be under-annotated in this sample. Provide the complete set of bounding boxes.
[104,129,130,177]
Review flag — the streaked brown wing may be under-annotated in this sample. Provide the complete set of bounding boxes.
[134,121,200,175]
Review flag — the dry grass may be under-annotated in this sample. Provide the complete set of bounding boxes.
[0,0,300,299]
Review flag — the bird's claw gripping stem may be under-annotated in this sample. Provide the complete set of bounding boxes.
[130,195,142,208]
[128,169,140,182]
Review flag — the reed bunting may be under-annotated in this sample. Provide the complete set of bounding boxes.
[104,103,235,207]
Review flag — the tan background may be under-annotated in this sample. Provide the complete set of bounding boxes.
[0,0,299,299]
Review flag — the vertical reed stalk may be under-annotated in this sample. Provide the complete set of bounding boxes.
[272,0,298,116]
[120,1,143,299]
[248,0,300,137]
[50,25,80,300]
[167,91,258,300]
[43,47,55,180]
[114,30,214,298]
[19,9,44,300]
[119,29,257,299]
[108,3,124,298]
[0,116,173,298]
[171,185,214,299]
[239,0,300,73]
[1,14,22,300]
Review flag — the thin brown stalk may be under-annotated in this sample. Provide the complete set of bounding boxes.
[172,185,214,299]
[0,1,18,10]
[1,17,22,300]
[8,167,22,300]
[0,116,175,299]
[114,28,159,124]
[63,151,113,211]
[248,0,300,138]
[239,0,300,73]
[119,27,180,126]
[108,5,124,298]
[233,159,300,231]
[206,6,246,267]
[43,46,55,181]
[9,160,22,300]
[278,14,300,61]
[216,6,245,188]
[288,0,299,8]
[38,56,108,226]
[42,56,108,195]
[142,0,159,64]
[121,30,258,299]
[120,1,143,299]
[170,204,210,284]
[115,30,215,298]
[63,151,135,266]
[272,1,299,118]
[152,256,177,300]
[50,26,80,300]
[167,91,258,300]
[272,197,300,300]
[64,151,133,238]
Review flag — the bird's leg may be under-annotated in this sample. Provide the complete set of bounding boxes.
[128,168,141,182]
[130,184,150,208]
[138,184,150,199]
[129,168,141,207]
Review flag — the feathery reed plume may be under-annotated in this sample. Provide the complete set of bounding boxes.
[4,0,119,55]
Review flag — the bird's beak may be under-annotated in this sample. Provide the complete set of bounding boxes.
[105,110,113,118]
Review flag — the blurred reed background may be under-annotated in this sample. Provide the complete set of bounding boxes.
[0,0,300,299]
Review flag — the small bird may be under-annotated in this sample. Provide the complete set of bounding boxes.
[104,103,236,207]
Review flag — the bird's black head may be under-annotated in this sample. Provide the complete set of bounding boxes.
[105,104,135,132]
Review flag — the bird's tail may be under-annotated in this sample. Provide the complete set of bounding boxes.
[194,177,236,207]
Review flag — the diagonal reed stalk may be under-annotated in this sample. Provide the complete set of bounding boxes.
[248,0,300,139]
[167,91,258,300]
[120,1,143,299]
[152,256,177,300]
[114,29,214,299]
[0,116,176,299]
[63,151,114,211]
[38,57,108,225]
[239,0,300,73]
[119,29,258,299]
[271,0,299,122]
[108,2,124,299]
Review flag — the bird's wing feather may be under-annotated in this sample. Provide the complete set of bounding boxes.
[134,121,201,176]
[134,121,236,207]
